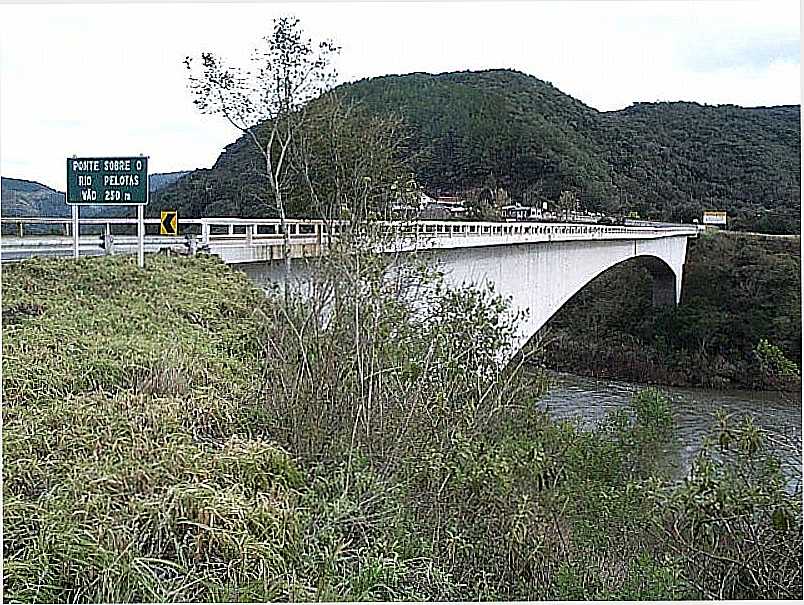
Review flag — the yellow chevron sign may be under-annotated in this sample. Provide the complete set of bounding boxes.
[160,210,178,235]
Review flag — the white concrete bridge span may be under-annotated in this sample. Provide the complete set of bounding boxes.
[2,217,696,353]
[221,219,696,354]
[419,235,689,353]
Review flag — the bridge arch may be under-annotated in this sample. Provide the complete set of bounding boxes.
[230,223,693,361]
[530,252,680,333]
[427,236,689,356]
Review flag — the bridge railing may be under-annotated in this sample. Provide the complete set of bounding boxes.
[1,216,697,238]
[0,216,345,238]
[0,216,342,254]
[376,220,698,237]
[1,216,698,262]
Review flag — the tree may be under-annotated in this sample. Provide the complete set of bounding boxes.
[464,187,496,220]
[556,190,578,220]
[292,93,414,226]
[185,16,339,278]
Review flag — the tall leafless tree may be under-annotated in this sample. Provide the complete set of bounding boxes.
[185,16,339,279]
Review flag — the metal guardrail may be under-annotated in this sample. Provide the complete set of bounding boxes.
[0,217,342,262]
[0,216,699,263]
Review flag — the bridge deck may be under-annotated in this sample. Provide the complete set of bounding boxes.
[1,217,699,264]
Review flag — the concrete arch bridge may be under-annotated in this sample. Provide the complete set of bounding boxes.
[1,217,697,353]
[229,220,698,354]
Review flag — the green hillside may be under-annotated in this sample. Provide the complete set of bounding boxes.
[148,170,190,192]
[597,102,800,232]
[154,69,800,233]
[339,71,614,206]
[1,172,191,226]
[1,178,68,218]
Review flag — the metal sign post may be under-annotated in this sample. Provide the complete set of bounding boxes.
[138,204,145,268]
[72,204,79,258]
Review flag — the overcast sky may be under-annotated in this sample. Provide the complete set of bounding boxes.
[0,0,800,190]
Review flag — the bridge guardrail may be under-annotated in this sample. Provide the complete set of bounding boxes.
[1,216,698,263]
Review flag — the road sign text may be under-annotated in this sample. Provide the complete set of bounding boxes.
[67,156,148,205]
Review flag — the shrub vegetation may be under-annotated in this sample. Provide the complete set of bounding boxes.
[2,252,801,601]
[536,231,801,390]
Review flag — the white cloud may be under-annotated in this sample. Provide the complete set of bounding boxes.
[0,1,799,190]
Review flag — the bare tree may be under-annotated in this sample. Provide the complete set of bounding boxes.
[185,16,339,278]
[292,93,415,238]
[557,189,579,221]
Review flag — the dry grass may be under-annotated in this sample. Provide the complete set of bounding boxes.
[3,253,800,602]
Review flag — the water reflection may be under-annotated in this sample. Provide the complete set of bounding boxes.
[540,372,802,489]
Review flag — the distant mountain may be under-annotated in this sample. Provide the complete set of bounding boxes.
[1,171,193,220]
[154,69,799,234]
[149,171,190,192]
[595,101,800,233]
[1,177,68,218]
[337,70,800,232]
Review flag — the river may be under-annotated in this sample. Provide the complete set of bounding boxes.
[541,372,802,491]
[238,264,802,490]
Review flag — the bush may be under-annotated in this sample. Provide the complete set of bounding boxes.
[3,253,800,601]
[754,338,800,383]
[648,413,803,598]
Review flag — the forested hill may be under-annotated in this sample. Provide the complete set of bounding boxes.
[154,69,801,233]
[338,70,609,209]
[1,172,190,218]
[596,102,800,233]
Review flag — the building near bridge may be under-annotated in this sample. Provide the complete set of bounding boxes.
[421,195,467,220]
[392,192,467,220]
[500,204,542,221]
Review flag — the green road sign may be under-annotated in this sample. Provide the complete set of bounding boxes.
[66,156,148,205]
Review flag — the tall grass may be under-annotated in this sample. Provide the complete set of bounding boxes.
[3,252,801,601]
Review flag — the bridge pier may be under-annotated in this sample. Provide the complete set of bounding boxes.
[652,275,678,307]
[640,255,681,306]
[650,271,678,307]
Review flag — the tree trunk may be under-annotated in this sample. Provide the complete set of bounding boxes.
[267,155,292,286]
[279,195,292,281]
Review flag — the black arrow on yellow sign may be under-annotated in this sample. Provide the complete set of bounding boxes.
[160,210,178,235]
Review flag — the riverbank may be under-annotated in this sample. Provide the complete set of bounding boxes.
[533,231,802,391]
[541,371,802,488]
[3,254,801,601]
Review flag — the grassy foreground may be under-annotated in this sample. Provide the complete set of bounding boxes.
[2,253,801,601]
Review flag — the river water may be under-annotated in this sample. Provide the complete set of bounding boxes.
[238,265,802,490]
[541,372,802,490]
